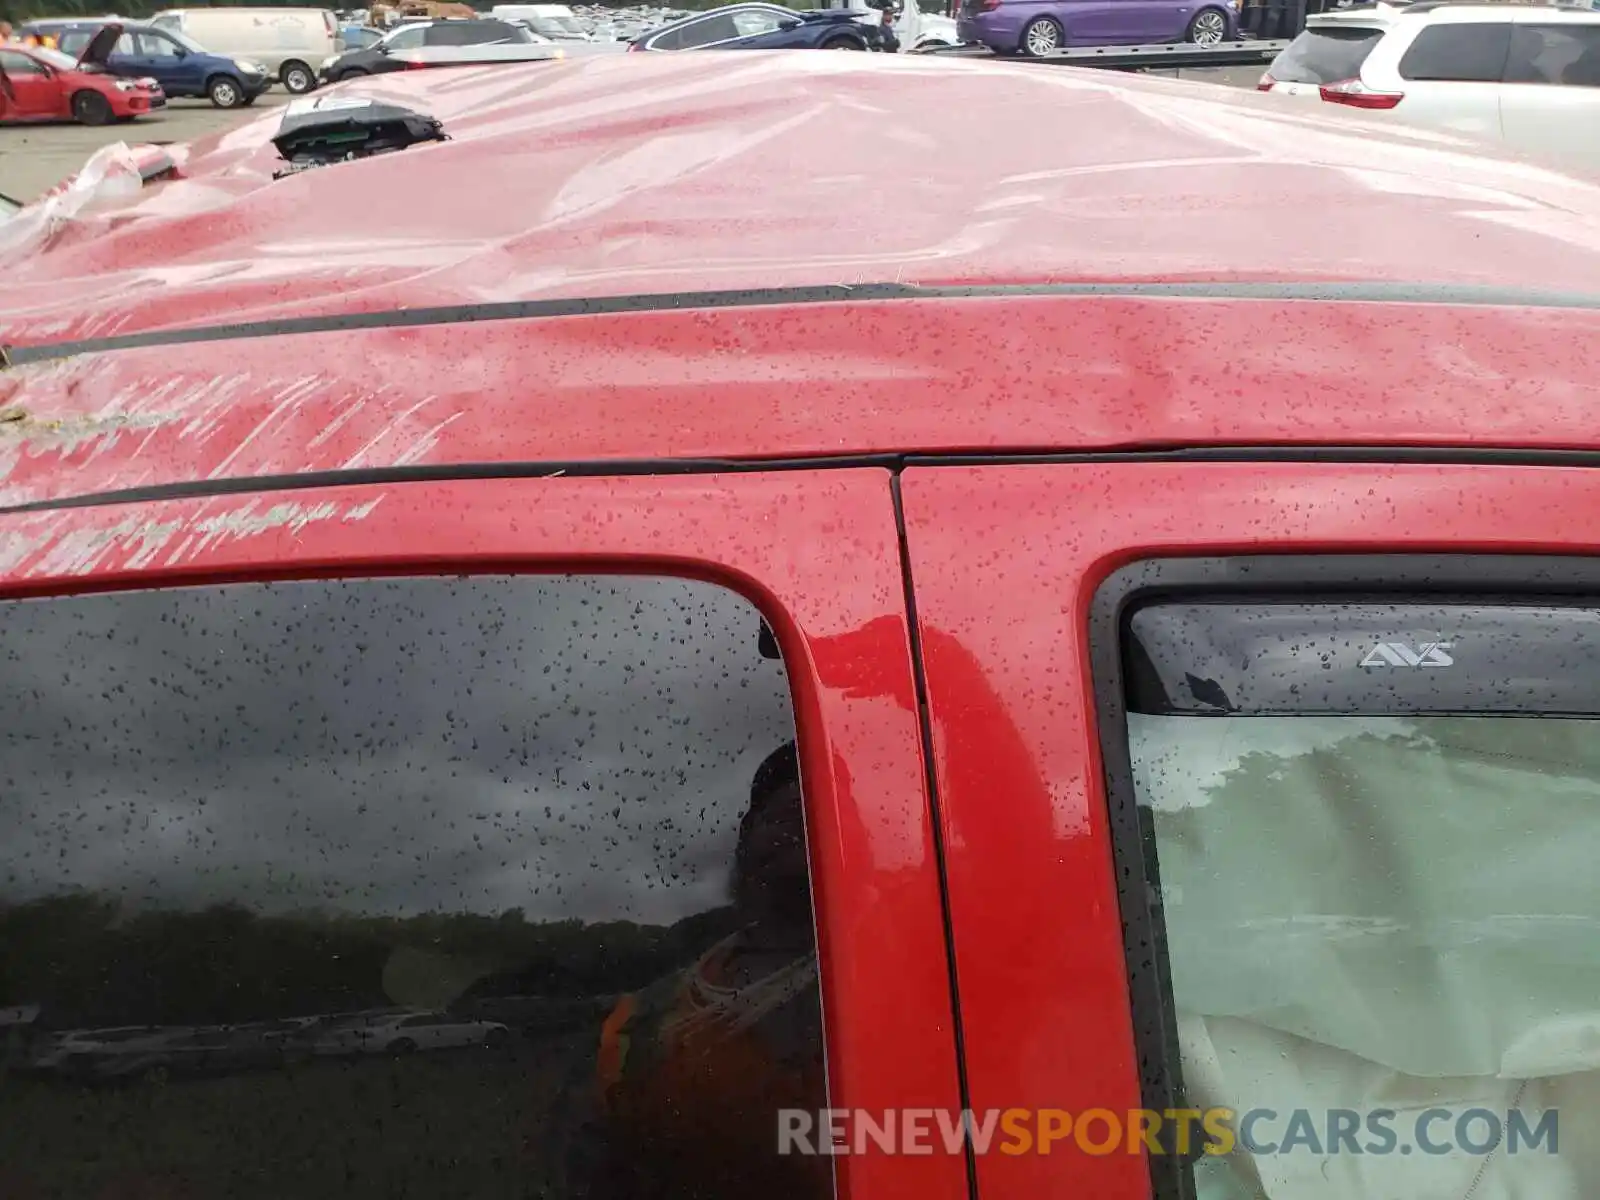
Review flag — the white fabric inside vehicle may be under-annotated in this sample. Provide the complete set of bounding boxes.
[1128,714,1600,1199]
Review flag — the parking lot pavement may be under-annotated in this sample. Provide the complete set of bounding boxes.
[0,94,288,202]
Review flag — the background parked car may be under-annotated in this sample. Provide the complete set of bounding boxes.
[319,14,533,78]
[19,20,270,108]
[311,1011,511,1056]
[148,6,340,93]
[1260,0,1600,167]
[629,2,897,51]
[0,36,164,125]
[958,0,1239,55]
[491,3,592,38]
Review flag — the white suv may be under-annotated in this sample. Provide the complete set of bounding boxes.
[1261,0,1600,167]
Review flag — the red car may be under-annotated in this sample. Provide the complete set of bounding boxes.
[0,26,163,126]
[0,50,1598,1200]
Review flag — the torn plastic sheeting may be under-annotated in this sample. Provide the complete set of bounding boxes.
[0,143,163,259]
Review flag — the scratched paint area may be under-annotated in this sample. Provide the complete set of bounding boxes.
[0,495,385,579]
[0,356,462,507]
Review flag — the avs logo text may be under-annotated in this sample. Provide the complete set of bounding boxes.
[1360,641,1454,668]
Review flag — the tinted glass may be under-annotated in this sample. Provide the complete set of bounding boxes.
[733,8,789,36]
[136,32,180,55]
[1397,21,1511,82]
[678,12,741,44]
[0,576,829,1200]
[1506,22,1600,85]
[425,19,519,44]
[1268,24,1385,84]
[384,24,426,48]
[1126,601,1600,715]
[1119,599,1600,1198]
[0,49,44,73]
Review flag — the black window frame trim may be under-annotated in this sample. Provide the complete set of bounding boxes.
[1087,552,1600,1200]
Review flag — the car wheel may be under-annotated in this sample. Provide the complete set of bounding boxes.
[207,75,245,108]
[819,34,864,48]
[70,89,114,126]
[387,1038,418,1055]
[337,68,369,81]
[1019,16,1062,55]
[281,60,316,93]
[1186,7,1227,44]
[483,1027,511,1050]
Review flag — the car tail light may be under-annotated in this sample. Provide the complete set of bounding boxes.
[1318,77,1403,109]
[324,10,337,34]
[979,0,1001,9]
[1257,71,1274,90]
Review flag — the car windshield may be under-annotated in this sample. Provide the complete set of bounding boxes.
[33,46,78,70]
[1269,23,1386,83]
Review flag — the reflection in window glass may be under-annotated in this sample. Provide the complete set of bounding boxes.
[1128,708,1600,1197]
[1506,24,1600,86]
[0,576,829,1200]
[1396,22,1511,82]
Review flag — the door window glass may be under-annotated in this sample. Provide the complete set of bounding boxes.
[384,24,427,49]
[678,13,741,44]
[1397,21,1512,82]
[0,49,46,74]
[0,575,829,1200]
[136,32,180,55]
[1506,23,1600,86]
[1113,598,1599,1198]
[733,8,789,36]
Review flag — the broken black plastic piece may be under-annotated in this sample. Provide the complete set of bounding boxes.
[271,95,449,173]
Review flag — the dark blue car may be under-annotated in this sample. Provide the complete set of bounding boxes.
[18,20,273,108]
[628,3,898,51]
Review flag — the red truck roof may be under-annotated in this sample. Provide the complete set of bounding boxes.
[3,52,1600,507]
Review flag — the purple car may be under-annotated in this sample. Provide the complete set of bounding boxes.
[958,0,1238,56]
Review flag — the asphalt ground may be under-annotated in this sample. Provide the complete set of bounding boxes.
[0,64,1262,204]
[0,93,289,201]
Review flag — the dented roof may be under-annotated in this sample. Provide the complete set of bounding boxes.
[4,52,1600,508]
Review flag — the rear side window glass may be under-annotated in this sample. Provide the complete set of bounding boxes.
[1268,25,1385,84]
[1109,596,1599,1197]
[0,576,830,1200]
[426,20,520,44]
[1397,21,1511,82]
[1506,23,1600,85]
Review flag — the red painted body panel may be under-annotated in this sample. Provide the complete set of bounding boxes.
[0,469,965,1200]
[0,45,157,123]
[5,52,1600,341]
[899,460,1600,1198]
[5,298,1600,508]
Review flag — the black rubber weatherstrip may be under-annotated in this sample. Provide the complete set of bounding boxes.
[7,445,1600,517]
[889,473,981,1200]
[8,279,1600,366]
